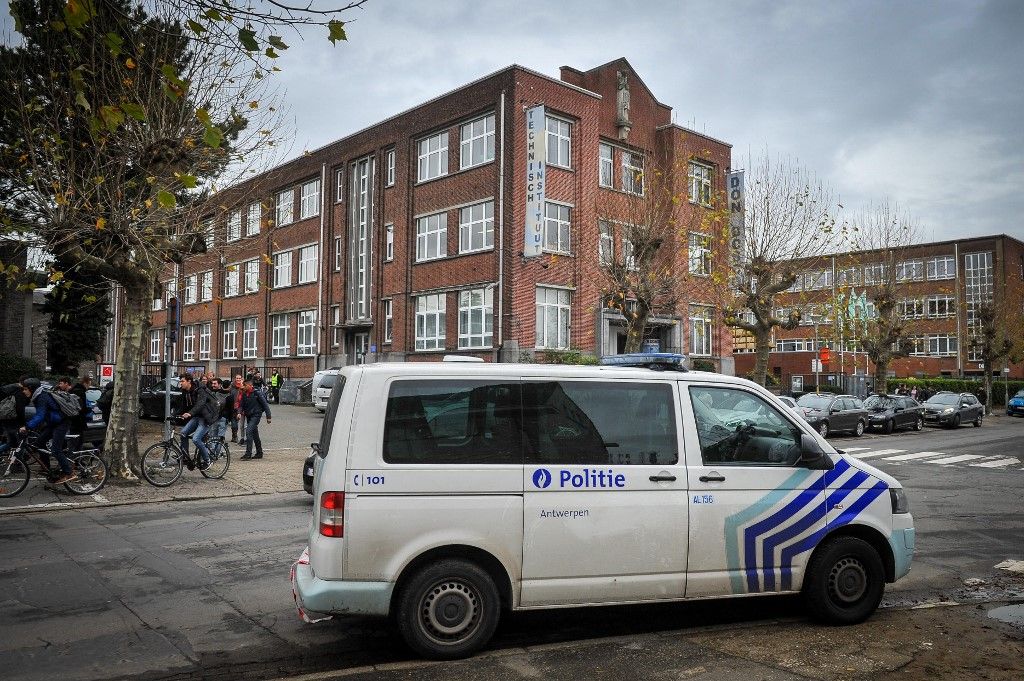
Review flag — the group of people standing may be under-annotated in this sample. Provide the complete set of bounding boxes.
[176,373,272,469]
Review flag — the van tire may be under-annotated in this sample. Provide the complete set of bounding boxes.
[395,559,500,660]
[803,536,885,625]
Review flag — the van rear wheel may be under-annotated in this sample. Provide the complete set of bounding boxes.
[396,559,500,660]
[803,536,885,625]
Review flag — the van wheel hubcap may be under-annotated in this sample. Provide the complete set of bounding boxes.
[829,557,867,604]
[421,580,480,642]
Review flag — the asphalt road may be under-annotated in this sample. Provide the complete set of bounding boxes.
[1,418,1022,681]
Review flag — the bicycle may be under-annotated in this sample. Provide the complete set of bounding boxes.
[140,418,231,487]
[0,432,109,498]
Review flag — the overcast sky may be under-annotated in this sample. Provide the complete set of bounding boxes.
[4,0,1022,243]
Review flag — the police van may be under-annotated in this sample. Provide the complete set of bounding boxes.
[292,354,915,659]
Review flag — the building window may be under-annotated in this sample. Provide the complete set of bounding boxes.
[200,271,213,302]
[927,335,958,357]
[926,295,955,318]
[536,286,570,349]
[543,202,571,254]
[621,151,643,195]
[198,322,211,360]
[689,305,713,357]
[458,288,493,349]
[415,293,446,350]
[222,320,238,359]
[688,232,712,275]
[242,317,257,359]
[805,269,832,290]
[545,116,571,168]
[298,244,318,284]
[599,143,613,188]
[382,299,393,343]
[164,278,177,310]
[227,210,241,242]
[276,188,293,226]
[896,260,925,282]
[898,298,925,319]
[965,251,993,361]
[202,220,214,249]
[271,313,290,357]
[688,161,713,206]
[300,180,321,220]
[459,201,494,253]
[184,275,197,304]
[244,259,259,293]
[334,236,342,271]
[273,251,292,288]
[181,325,195,361]
[598,220,614,265]
[149,329,162,362]
[417,131,448,182]
[623,239,637,271]
[330,305,341,347]
[335,168,344,202]
[927,255,956,280]
[386,149,396,186]
[416,212,447,262]
[863,263,887,285]
[246,202,260,236]
[297,310,317,356]
[385,223,394,262]
[837,266,862,286]
[152,287,164,311]
[223,265,240,297]
[460,114,495,170]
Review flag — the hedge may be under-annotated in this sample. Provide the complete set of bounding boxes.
[0,352,44,387]
[897,377,1024,407]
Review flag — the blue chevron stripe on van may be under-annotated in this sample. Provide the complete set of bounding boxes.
[743,486,821,592]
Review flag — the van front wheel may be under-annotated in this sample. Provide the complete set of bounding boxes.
[396,559,500,660]
[803,536,884,625]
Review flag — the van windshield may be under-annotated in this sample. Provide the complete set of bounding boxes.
[317,375,346,458]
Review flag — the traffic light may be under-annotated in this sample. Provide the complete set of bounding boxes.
[819,346,831,364]
[166,296,178,343]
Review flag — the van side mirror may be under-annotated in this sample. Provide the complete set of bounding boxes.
[800,434,834,470]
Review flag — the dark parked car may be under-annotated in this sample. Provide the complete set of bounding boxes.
[138,378,183,419]
[923,392,984,428]
[795,393,868,438]
[1007,389,1024,417]
[864,394,925,434]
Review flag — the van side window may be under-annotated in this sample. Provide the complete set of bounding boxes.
[523,381,678,466]
[383,380,522,464]
[317,375,345,458]
[689,386,802,466]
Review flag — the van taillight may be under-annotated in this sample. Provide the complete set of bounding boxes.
[319,491,344,537]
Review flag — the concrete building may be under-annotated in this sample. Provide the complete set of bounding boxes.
[733,234,1024,393]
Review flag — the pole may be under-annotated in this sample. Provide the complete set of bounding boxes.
[163,338,174,441]
[814,321,820,390]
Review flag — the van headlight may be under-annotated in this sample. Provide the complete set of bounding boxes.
[890,488,910,514]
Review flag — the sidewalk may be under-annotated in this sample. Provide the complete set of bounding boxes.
[0,404,320,514]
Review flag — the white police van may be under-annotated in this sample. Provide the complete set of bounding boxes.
[292,354,915,659]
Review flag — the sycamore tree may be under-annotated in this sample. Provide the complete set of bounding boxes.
[969,300,1020,415]
[0,0,361,478]
[721,154,839,386]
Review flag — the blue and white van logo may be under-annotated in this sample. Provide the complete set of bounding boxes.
[532,468,553,489]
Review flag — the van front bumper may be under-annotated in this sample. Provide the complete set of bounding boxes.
[292,561,394,616]
[889,525,916,581]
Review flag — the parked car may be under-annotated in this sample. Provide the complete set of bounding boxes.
[923,392,984,428]
[1007,389,1024,417]
[864,395,925,434]
[312,369,341,413]
[777,395,799,410]
[795,393,868,438]
[138,378,183,419]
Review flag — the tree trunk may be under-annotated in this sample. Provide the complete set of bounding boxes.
[873,361,888,396]
[752,328,772,387]
[105,285,150,480]
[983,371,992,416]
[623,310,649,354]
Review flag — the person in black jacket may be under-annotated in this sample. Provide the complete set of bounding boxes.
[0,379,30,457]
[238,378,272,460]
[178,374,216,470]
[97,381,114,423]
[69,376,92,437]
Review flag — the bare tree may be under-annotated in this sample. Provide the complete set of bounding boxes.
[722,154,839,386]
[969,301,1018,415]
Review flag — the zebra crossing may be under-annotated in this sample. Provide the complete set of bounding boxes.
[840,446,1024,470]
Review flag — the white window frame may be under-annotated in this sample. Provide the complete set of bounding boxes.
[896,260,925,282]
[598,221,614,265]
[688,161,713,206]
[198,322,211,360]
[898,298,925,319]
[863,263,887,285]
[200,271,213,302]
[296,310,317,356]
[223,264,240,297]
[271,313,290,357]
[689,305,713,357]
[202,220,214,249]
[688,232,712,276]
[385,223,394,262]
[621,150,644,195]
[152,288,164,311]
[331,305,341,347]
[334,236,342,271]
[458,287,493,349]
[149,329,162,362]
[242,317,257,359]
[417,131,448,182]
[273,251,292,288]
[599,143,614,188]
[226,210,241,242]
[222,320,238,359]
[276,188,293,226]
[460,114,495,170]
[535,286,571,350]
[416,212,447,262]
[181,325,195,361]
[298,244,318,284]
[415,293,446,351]
[164,279,177,309]
[927,255,956,280]
[545,116,571,168]
[246,202,260,236]
[543,202,571,254]
[382,298,393,344]
[300,180,321,220]
[244,259,259,293]
[459,201,494,253]
[926,294,955,318]
[386,149,396,186]
[335,168,344,202]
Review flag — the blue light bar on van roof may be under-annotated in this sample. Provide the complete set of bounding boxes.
[599,353,689,371]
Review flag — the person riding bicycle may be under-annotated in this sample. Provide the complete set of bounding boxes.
[208,377,234,443]
[178,374,216,471]
[19,377,77,485]
[0,378,30,457]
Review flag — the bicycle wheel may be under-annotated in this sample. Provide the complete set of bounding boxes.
[201,440,230,479]
[65,452,109,495]
[0,455,30,498]
[140,441,183,487]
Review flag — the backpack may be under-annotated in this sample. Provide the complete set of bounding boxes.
[49,389,83,418]
[0,395,16,421]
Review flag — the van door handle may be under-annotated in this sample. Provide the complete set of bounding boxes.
[699,474,726,482]
[649,474,677,482]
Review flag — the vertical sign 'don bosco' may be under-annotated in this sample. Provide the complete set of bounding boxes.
[726,170,745,285]
[524,105,546,257]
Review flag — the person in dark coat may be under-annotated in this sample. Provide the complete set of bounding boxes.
[238,378,271,460]
[21,377,76,484]
[97,381,114,423]
[69,376,92,436]
[0,379,30,457]
[178,375,217,470]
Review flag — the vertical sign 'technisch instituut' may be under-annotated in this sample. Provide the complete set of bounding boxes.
[524,106,546,257]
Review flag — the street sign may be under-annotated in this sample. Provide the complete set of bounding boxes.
[98,363,114,387]
[819,346,830,363]
[811,359,823,373]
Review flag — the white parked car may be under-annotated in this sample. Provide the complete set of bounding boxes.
[311,369,341,413]
[293,354,915,659]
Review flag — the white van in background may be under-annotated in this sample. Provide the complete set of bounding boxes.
[311,369,341,413]
[293,354,915,659]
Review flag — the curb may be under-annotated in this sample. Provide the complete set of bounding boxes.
[0,486,305,516]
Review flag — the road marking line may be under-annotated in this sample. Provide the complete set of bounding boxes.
[841,447,870,453]
[883,452,946,461]
[851,449,905,459]
[926,454,987,464]
[970,458,1022,468]
[91,494,108,503]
